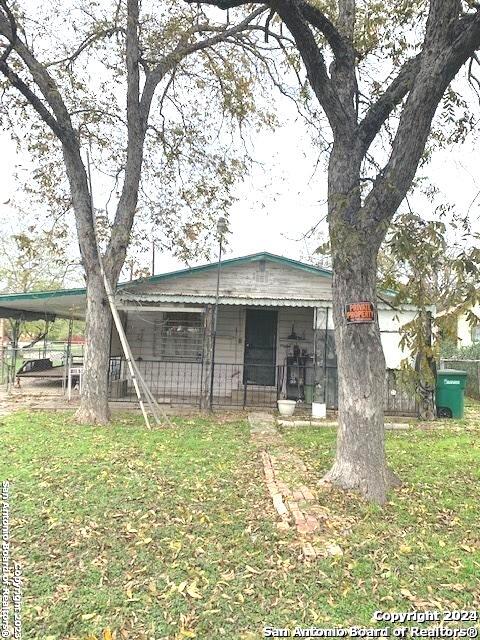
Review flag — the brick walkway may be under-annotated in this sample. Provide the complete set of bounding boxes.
[248,412,347,560]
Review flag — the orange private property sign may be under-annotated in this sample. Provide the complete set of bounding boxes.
[345,301,376,324]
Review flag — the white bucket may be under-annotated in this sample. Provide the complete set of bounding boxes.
[312,402,326,419]
[277,399,296,416]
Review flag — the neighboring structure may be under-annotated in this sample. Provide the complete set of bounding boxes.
[452,303,480,348]
[0,252,427,413]
[436,301,480,349]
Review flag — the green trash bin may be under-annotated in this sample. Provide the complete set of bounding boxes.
[436,369,468,419]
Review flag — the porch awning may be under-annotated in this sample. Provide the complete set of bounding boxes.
[117,292,330,308]
[116,292,428,312]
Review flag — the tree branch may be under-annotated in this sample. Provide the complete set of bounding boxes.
[144,4,266,104]
[327,0,357,122]
[0,4,65,137]
[185,0,356,132]
[362,6,480,234]
[139,5,267,133]
[0,10,76,144]
[425,0,462,48]
[0,60,64,137]
[359,54,422,152]
[0,2,106,283]
[0,0,16,65]
[269,0,352,134]
[104,0,144,279]
[184,0,263,7]
[292,0,351,61]
[45,27,126,68]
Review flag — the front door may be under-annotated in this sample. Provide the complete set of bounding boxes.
[244,309,277,386]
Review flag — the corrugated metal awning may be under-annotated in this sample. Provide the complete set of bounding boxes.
[116,292,428,312]
[117,292,329,308]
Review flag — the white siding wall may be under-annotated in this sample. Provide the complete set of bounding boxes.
[215,306,245,363]
[115,304,419,396]
[114,258,423,382]
[120,307,248,395]
[121,310,203,395]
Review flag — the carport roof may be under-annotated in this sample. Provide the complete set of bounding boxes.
[0,287,87,321]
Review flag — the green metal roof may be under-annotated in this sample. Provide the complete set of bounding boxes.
[0,286,87,303]
[134,251,333,284]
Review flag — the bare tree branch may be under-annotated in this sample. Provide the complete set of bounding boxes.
[184,0,357,131]
[104,0,144,276]
[359,54,422,152]
[0,0,16,65]
[269,0,352,134]
[0,10,76,145]
[363,7,480,233]
[143,4,266,108]
[0,60,63,137]
[45,27,126,69]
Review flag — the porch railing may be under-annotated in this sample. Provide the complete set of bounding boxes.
[108,357,418,415]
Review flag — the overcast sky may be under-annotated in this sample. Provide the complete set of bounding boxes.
[1,1,480,286]
[1,99,479,280]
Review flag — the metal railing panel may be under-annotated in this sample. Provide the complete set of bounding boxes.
[107,358,417,415]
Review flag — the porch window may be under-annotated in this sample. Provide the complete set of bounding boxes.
[156,312,203,361]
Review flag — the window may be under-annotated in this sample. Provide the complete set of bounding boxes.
[156,313,203,361]
[472,325,480,343]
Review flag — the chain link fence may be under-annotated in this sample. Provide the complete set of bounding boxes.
[0,342,84,391]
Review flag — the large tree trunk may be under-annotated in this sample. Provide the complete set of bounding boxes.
[324,245,399,504]
[322,139,399,505]
[75,272,112,424]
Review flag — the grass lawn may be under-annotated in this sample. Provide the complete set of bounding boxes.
[1,409,479,640]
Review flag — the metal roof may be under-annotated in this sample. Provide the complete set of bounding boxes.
[134,251,334,283]
[117,292,330,308]
[0,252,333,319]
[116,292,422,312]
[0,288,87,320]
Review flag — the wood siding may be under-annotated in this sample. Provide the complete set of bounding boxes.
[130,260,333,300]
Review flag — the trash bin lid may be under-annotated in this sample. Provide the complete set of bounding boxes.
[437,369,468,377]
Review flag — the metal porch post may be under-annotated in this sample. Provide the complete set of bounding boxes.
[209,217,227,411]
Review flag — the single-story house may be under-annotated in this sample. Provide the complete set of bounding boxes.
[0,252,427,414]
